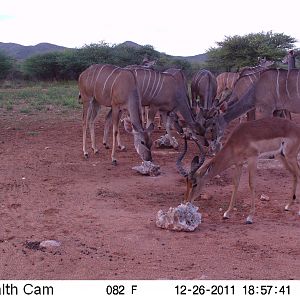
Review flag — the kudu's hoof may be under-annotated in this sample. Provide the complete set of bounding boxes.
[118,145,126,151]
[112,160,117,166]
[103,143,110,149]
[84,153,89,159]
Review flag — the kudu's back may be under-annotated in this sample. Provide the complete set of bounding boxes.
[79,64,139,107]
[254,69,300,114]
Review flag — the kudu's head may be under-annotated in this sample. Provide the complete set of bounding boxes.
[176,136,207,202]
[203,108,225,154]
[257,57,274,68]
[123,117,153,161]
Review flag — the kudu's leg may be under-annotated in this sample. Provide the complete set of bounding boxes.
[88,100,101,154]
[223,164,243,220]
[116,110,126,151]
[103,109,112,149]
[103,109,126,150]
[157,112,162,129]
[165,113,179,149]
[146,107,158,128]
[111,108,121,165]
[82,98,93,159]
[246,157,258,224]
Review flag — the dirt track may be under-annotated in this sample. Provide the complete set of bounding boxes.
[0,108,299,280]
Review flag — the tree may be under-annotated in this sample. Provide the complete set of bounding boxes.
[0,51,13,80]
[205,31,297,73]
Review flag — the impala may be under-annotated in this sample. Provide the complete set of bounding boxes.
[78,64,153,164]
[177,117,300,224]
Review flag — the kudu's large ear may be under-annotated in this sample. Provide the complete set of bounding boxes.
[145,122,154,132]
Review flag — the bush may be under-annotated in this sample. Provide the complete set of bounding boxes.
[0,51,13,80]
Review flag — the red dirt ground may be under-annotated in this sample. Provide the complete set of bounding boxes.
[0,107,299,280]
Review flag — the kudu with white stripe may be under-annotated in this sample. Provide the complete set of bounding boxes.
[220,61,275,120]
[282,50,297,70]
[103,67,204,149]
[206,68,300,146]
[177,117,300,224]
[191,69,217,111]
[78,64,152,164]
[216,58,274,104]
[216,72,239,101]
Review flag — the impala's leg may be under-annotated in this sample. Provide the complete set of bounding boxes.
[82,97,92,158]
[223,164,243,219]
[246,157,258,224]
[103,109,112,149]
[88,99,101,154]
[277,154,300,212]
[111,108,121,165]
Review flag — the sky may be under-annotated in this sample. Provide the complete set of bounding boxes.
[1,0,299,56]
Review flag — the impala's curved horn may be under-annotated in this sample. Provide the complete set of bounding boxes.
[176,135,188,177]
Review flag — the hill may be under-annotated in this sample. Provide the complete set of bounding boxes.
[0,42,68,60]
[0,41,207,63]
[118,41,207,64]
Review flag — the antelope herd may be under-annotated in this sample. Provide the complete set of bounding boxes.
[78,52,300,223]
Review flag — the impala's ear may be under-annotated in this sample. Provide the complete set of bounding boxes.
[123,117,133,133]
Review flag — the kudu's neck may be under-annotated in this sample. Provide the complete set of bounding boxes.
[127,90,143,131]
[222,85,256,124]
[288,56,296,70]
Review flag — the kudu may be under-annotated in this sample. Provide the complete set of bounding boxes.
[282,50,297,71]
[78,64,153,164]
[216,72,239,101]
[216,58,274,105]
[191,69,217,111]
[103,66,204,149]
[220,60,275,120]
[206,68,300,147]
[177,117,300,224]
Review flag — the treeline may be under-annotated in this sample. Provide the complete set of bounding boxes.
[0,32,298,82]
[0,42,197,81]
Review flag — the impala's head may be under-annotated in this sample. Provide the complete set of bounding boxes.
[123,118,153,161]
[176,136,206,202]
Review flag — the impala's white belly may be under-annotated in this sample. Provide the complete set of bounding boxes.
[250,138,285,155]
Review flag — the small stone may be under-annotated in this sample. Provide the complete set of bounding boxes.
[260,194,270,201]
[201,193,211,200]
[132,161,160,176]
[154,134,178,149]
[39,240,61,248]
